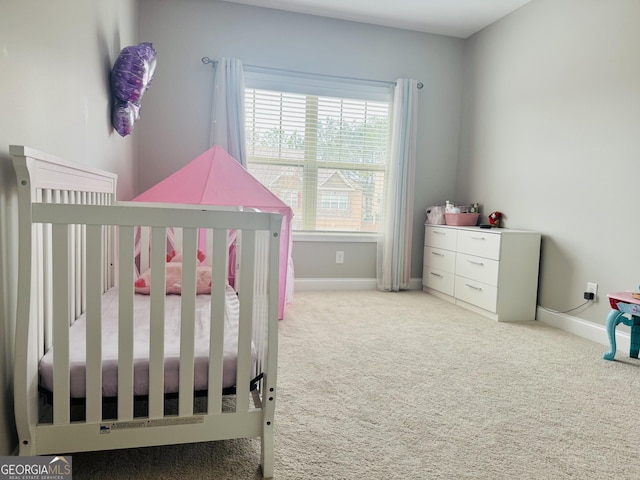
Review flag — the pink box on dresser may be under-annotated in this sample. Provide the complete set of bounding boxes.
[444,213,479,226]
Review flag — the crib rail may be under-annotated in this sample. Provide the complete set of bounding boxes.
[28,203,280,452]
[10,147,280,477]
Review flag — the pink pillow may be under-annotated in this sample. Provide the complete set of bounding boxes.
[167,249,206,264]
[134,263,212,295]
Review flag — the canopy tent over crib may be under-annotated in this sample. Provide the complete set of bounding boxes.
[133,145,293,319]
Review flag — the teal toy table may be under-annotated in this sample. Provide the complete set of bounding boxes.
[603,292,640,361]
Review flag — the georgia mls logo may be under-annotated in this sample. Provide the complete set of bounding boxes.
[48,457,71,474]
[0,455,72,479]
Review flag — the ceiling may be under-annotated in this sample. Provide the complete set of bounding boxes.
[220,0,532,38]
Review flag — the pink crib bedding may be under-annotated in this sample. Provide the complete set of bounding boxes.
[39,285,250,398]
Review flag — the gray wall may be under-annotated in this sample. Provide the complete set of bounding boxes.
[458,0,640,325]
[2,0,633,458]
[137,0,465,281]
[0,0,138,455]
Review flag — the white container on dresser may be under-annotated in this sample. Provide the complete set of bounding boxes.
[422,224,541,322]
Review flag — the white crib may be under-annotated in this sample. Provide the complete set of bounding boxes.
[9,146,280,478]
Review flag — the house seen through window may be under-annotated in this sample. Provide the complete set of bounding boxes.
[244,81,391,234]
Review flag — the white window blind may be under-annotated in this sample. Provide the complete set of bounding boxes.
[244,72,392,233]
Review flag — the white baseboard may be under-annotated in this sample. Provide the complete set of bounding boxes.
[536,306,630,353]
[295,277,423,292]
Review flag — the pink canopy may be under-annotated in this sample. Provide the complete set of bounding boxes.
[133,145,293,319]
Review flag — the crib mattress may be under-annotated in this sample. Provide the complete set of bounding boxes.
[39,285,249,398]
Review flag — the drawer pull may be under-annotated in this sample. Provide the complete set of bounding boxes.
[430,272,443,278]
[465,283,482,291]
[431,252,445,257]
[468,260,484,266]
[470,236,486,241]
[433,231,446,235]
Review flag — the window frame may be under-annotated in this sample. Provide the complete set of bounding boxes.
[244,69,393,237]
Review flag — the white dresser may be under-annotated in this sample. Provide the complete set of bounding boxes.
[422,224,541,321]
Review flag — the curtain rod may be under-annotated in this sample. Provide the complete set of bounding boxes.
[201,57,423,90]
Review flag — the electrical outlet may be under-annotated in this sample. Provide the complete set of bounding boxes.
[586,282,598,301]
[335,251,344,264]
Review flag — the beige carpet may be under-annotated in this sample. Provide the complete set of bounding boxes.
[72,290,640,479]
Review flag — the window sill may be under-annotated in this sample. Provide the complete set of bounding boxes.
[293,232,380,243]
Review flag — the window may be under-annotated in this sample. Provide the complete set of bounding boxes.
[320,193,348,210]
[244,72,392,234]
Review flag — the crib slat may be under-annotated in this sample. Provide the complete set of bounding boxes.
[236,230,256,413]
[42,190,53,353]
[80,192,87,313]
[85,225,103,422]
[253,231,269,379]
[117,226,135,420]
[52,224,71,425]
[103,225,109,290]
[63,193,77,326]
[69,223,76,324]
[178,228,197,417]
[111,225,118,291]
[149,227,167,419]
[69,191,82,320]
[106,224,115,290]
[208,229,228,414]
[75,222,83,319]
[34,190,45,359]
[103,225,115,291]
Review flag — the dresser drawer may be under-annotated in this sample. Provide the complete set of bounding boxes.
[455,253,499,286]
[423,266,455,296]
[424,246,455,273]
[425,226,457,250]
[454,276,497,312]
[456,229,501,260]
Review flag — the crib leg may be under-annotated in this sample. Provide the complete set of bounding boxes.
[261,422,274,478]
